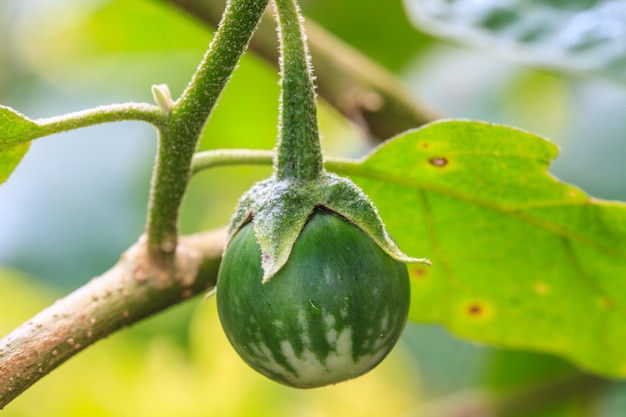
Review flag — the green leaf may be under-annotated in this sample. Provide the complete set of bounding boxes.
[336,120,626,378]
[0,105,39,149]
[302,0,432,71]
[0,142,30,184]
[404,0,626,82]
[16,0,212,94]
[0,106,39,184]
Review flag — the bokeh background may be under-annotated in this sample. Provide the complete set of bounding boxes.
[1,0,625,415]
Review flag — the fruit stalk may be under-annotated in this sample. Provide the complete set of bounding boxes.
[273,0,323,182]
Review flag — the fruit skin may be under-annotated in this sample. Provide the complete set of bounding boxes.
[216,209,410,388]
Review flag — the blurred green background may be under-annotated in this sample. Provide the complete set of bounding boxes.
[1,0,625,415]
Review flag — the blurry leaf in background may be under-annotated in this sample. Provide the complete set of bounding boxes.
[0,268,55,335]
[301,0,434,71]
[399,0,626,202]
[480,350,614,417]
[484,350,577,393]
[339,120,626,378]
[0,142,30,185]
[10,0,211,98]
[404,0,626,83]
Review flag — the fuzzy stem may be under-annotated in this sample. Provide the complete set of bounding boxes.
[1,103,165,149]
[273,0,323,181]
[35,103,167,133]
[145,0,268,263]
[190,148,355,175]
[191,149,274,175]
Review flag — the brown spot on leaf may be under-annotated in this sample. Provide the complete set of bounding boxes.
[462,300,493,321]
[429,157,448,167]
[420,142,430,149]
[600,297,613,309]
[468,304,482,315]
[410,267,428,280]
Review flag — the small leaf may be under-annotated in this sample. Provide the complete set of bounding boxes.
[404,0,626,82]
[0,105,39,150]
[337,119,626,378]
[0,106,40,184]
[0,143,30,185]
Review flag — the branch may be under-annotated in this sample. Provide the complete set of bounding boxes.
[166,0,441,141]
[0,228,226,410]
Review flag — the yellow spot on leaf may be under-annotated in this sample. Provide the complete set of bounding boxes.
[533,282,550,295]
[567,189,583,199]
[598,296,613,310]
[409,267,428,280]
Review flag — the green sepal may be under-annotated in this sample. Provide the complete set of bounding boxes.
[225,173,431,284]
[319,173,432,267]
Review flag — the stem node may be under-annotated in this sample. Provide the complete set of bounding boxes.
[152,84,174,115]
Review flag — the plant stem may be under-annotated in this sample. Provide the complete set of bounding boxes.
[273,0,323,181]
[191,149,274,175]
[35,103,167,134]
[145,0,268,263]
[190,148,355,175]
[0,229,226,410]
[2,103,166,148]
